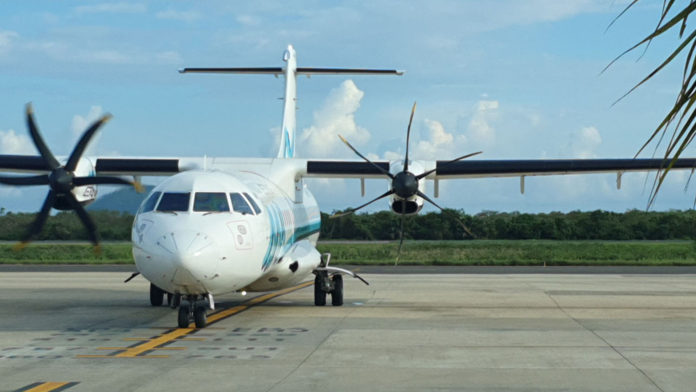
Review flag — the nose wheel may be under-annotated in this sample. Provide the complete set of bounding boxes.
[177,296,209,328]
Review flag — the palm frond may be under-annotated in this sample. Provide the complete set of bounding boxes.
[609,0,696,208]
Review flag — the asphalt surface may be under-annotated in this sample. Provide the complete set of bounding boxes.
[0,271,694,391]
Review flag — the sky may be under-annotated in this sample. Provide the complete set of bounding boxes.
[1,1,696,214]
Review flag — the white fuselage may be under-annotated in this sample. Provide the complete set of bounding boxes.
[131,169,321,296]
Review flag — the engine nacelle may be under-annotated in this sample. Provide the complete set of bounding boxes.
[390,195,424,215]
[388,159,426,215]
[56,157,98,209]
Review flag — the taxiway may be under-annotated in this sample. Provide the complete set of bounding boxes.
[0,270,694,392]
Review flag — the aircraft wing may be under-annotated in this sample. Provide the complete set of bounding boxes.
[0,155,184,176]
[303,158,696,180]
[304,160,390,179]
[429,158,696,179]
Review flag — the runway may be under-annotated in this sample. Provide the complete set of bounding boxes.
[0,271,694,392]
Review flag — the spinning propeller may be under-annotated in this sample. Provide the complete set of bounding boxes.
[0,104,143,251]
[333,102,481,263]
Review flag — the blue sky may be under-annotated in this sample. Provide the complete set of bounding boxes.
[1,1,695,214]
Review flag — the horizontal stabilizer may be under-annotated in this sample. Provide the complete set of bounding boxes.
[178,67,404,76]
[296,68,404,76]
[178,67,283,74]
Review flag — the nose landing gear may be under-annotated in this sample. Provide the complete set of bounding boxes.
[177,295,211,328]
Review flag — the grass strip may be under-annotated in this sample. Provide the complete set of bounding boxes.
[0,240,695,266]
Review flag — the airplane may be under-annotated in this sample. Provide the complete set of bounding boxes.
[1,44,696,329]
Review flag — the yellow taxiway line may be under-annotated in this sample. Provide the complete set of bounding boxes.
[78,280,313,359]
[14,382,79,392]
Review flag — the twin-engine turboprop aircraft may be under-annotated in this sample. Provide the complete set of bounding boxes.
[1,45,696,328]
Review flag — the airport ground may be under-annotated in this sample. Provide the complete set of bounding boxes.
[0,268,694,392]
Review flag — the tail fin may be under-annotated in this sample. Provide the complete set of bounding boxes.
[179,45,404,159]
[279,46,297,158]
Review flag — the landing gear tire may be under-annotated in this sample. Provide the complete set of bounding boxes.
[331,274,343,306]
[314,273,326,306]
[150,283,164,306]
[177,303,190,328]
[194,303,207,328]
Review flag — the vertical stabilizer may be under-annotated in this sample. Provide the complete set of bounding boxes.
[178,45,403,161]
[278,45,297,159]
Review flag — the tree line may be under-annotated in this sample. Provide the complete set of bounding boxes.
[0,208,694,241]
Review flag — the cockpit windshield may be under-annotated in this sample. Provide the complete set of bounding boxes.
[157,192,190,212]
[230,192,254,215]
[243,192,262,214]
[140,191,161,213]
[194,192,230,212]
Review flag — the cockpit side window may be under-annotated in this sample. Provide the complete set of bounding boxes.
[157,192,190,212]
[194,192,230,212]
[140,191,161,213]
[230,192,254,215]
[243,192,262,214]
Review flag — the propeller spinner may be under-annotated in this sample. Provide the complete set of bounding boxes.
[0,104,142,251]
[333,102,481,263]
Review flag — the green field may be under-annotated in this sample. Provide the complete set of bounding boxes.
[1,240,695,266]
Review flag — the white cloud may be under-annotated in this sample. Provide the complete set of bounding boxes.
[413,119,457,160]
[71,106,105,156]
[300,80,370,158]
[0,129,35,155]
[567,126,602,158]
[156,9,202,22]
[0,30,18,55]
[236,15,261,26]
[74,3,146,14]
[24,39,181,65]
[466,100,499,147]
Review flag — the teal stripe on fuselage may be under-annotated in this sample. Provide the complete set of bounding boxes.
[291,221,321,243]
[260,203,320,271]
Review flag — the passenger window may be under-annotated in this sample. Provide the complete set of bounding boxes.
[194,192,230,212]
[243,192,262,214]
[140,191,161,213]
[157,192,190,212]
[230,192,254,215]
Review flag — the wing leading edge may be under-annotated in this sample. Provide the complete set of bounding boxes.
[304,158,696,179]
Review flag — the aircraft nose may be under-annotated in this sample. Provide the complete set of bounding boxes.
[157,229,221,284]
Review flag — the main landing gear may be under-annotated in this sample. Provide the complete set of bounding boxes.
[313,253,369,307]
[314,271,343,306]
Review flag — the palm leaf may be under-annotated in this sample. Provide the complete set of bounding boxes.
[610,1,696,207]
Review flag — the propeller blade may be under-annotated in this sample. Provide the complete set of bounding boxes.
[0,174,49,186]
[395,200,406,265]
[404,102,416,172]
[25,104,60,170]
[416,151,483,180]
[416,190,475,238]
[14,190,56,250]
[331,189,394,218]
[338,135,394,179]
[65,192,101,250]
[74,175,144,192]
[65,114,112,171]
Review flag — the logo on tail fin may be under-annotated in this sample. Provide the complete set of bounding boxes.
[281,127,295,158]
